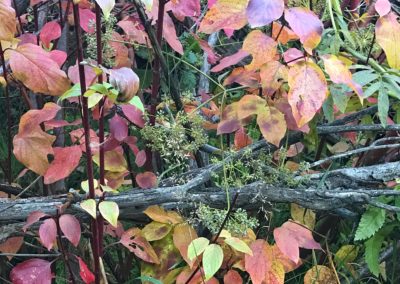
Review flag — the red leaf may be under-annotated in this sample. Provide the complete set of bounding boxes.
[136,172,157,189]
[234,127,253,150]
[117,18,149,45]
[224,269,242,284]
[49,50,67,67]
[44,146,82,184]
[13,103,60,175]
[0,237,24,260]
[272,22,299,44]
[79,8,95,34]
[135,150,147,167]
[284,7,323,54]
[10,259,53,284]
[39,218,57,251]
[23,211,48,232]
[193,33,219,64]
[70,128,100,154]
[375,0,391,17]
[59,214,81,247]
[109,115,128,142]
[40,21,61,49]
[211,49,249,73]
[169,0,200,21]
[246,0,284,28]
[77,257,95,284]
[120,104,145,128]
[8,44,71,96]
[274,221,322,264]
[163,13,183,54]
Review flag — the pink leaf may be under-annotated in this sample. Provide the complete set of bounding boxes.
[274,221,322,264]
[136,172,157,189]
[40,21,61,49]
[163,13,183,54]
[246,0,284,27]
[23,211,48,232]
[77,257,95,284]
[211,49,250,73]
[39,218,57,251]
[79,8,96,34]
[120,104,145,128]
[59,214,81,247]
[375,0,391,17]
[109,115,128,142]
[10,259,53,284]
[44,146,82,184]
[49,50,67,67]
[170,0,200,21]
[135,150,147,167]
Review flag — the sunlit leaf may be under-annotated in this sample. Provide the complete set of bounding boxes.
[80,199,97,219]
[99,201,119,227]
[44,146,82,184]
[375,12,400,69]
[203,244,223,280]
[246,0,284,27]
[187,237,210,261]
[242,30,277,70]
[0,0,16,41]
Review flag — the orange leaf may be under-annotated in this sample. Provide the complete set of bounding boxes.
[143,205,183,224]
[223,269,242,284]
[260,61,288,97]
[0,0,16,41]
[0,237,23,260]
[223,67,259,87]
[272,22,299,44]
[8,43,71,95]
[242,30,277,70]
[173,223,198,267]
[375,12,400,69]
[284,8,323,54]
[288,62,328,127]
[199,0,249,34]
[234,127,253,150]
[321,54,363,99]
[44,146,82,184]
[257,106,286,147]
[120,228,160,264]
[13,103,60,175]
[217,102,241,134]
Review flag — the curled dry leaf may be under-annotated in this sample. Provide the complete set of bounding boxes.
[109,67,140,103]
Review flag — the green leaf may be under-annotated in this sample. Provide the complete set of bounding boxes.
[363,81,381,98]
[99,201,119,227]
[322,95,334,123]
[89,83,109,94]
[352,70,379,86]
[378,89,389,127]
[365,225,394,277]
[88,93,104,109]
[355,207,386,241]
[58,83,81,102]
[128,96,144,112]
[224,237,253,255]
[187,237,209,261]
[80,199,97,219]
[135,276,162,284]
[330,84,350,113]
[203,244,223,281]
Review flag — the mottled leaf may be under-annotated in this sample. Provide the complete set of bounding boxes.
[120,227,160,263]
[242,30,277,70]
[246,0,284,27]
[260,61,288,97]
[142,221,172,241]
[10,259,52,284]
[304,265,336,284]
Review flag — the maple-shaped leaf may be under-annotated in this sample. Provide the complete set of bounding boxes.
[40,21,61,49]
[199,0,250,34]
[44,146,82,184]
[10,259,53,284]
[274,221,322,264]
[169,0,200,21]
[136,171,157,189]
[77,257,95,284]
[211,49,249,73]
[284,7,323,54]
[59,214,81,247]
[13,103,60,175]
[120,227,160,264]
[321,55,363,99]
[246,0,284,28]
[242,30,277,70]
[173,223,198,267]
[39,218,57,251]
[0,236,23,260]
[375,12,400,69]
[8,43,71,96]
[288,61,328,127]
[260,61,288,97]
[144,205,183,224]
[0,0,16,41]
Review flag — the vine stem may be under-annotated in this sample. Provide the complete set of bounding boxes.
[71,2,101,283]
[0,42,13,185]
[94,2,105,259]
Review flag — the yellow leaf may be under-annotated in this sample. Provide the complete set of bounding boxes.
[290,204,316,230]
[376,12,400,69]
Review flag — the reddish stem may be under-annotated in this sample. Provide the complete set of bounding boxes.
[71,2,101,283]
